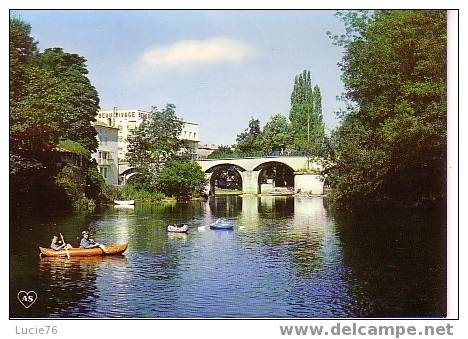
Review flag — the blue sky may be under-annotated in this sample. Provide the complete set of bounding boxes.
[12,10,346,145]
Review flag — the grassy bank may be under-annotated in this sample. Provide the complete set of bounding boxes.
[214,188,242,195]
[100,184,166,203]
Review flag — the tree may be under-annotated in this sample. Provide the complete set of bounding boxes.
[328,10,447,212]
[35,48,100,151]
[10,18,101,213]
[259,113,292,153]
[156,160,207,199]
[289,70,325,154]
[10,18,37,104]
[235,117,263,152]
[10,34,100,174]
[207,144,235,159]
[126,104,185,179]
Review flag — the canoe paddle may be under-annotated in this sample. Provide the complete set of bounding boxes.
[59,232,70,259]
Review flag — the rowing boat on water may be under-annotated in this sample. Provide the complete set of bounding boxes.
[167,224,189,233]
[210,220,234,230]
[39,243,128,257]
[114,200,135,205]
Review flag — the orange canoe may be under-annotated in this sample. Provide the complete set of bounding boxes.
[39,243,128,257]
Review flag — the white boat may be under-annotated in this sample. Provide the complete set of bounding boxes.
[167,224,189,233]
[114,200,135,205]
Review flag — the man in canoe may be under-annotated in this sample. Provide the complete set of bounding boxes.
[80,230,108,252]
[50,235,73,251]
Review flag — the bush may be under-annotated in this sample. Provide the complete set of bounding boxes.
[156,160,206,199]
[86,165,104,199]
[57,139,90,157]
[99,182,165,203]
[54,164,95,210]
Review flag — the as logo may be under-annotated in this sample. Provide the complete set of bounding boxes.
[17,291,37,309]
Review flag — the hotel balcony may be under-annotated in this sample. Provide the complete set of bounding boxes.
[97,158,114,166]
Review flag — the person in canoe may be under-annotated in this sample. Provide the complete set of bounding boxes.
[50,235,73,251]
[80,230,108,252]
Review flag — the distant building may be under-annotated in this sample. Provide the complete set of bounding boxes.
[91,121,119,185]
[96,108,200,160]
[196,144,219,159]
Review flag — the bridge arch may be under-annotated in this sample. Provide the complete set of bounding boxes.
[253,161,295,194]
[204,164,246,195]
[204,163,247,174]
[119,167,141,185]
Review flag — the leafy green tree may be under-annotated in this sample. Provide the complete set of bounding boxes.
[10,18,37,104]
[328,10,447,212]
[207,144,235,159]
[156,160,207,199]
[260,113,292,153]
[236,117,263,152]
[10,47,99,175]
[126,104,185,178]
[35,48,100,150]
[289,70,325,153]
[10,18,101,213]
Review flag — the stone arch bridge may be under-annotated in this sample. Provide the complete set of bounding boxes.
[118,156,325,195]
[197,156,325,195]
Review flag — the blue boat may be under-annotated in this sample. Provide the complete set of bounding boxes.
[210,219,234,230]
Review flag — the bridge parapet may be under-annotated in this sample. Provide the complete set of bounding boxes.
[196,156,323,173]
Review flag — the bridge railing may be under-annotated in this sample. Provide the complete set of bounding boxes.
[202,150,317,160]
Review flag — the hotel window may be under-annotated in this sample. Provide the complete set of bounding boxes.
[128,121,137,130]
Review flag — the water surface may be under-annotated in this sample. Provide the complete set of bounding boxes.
[10,196,446,318]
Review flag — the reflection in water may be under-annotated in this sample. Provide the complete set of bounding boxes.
[336,216,446,317]
[10,196,446,318]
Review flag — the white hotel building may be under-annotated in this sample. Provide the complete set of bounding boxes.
[91,121,119,185]
[96,108,200,161]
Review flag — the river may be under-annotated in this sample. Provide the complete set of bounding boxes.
[10,195,446,318]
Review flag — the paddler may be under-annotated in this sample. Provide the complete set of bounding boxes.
[50,235,73,251]
[80,230,108,252]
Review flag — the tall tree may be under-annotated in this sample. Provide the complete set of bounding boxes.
[235,117,263,153]
[35,48,100,150]
[9,18,37,104]
[260,113,292,153]
[289,70,325,153]
[126,104,185,178]
[328,10,447,212]
[10,18,101,213]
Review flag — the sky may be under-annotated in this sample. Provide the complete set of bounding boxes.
[12,10,347,145]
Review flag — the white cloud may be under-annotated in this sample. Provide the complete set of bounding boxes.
[138,37,255,68]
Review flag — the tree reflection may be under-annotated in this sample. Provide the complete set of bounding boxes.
[334,213,447,317]
[240,196,333,277]
[11,256,128,318]
[208,195,243,219]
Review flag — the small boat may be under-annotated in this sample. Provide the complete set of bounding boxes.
[210,219,234,230]
[114,200,135,205]
[39,243,128,257]
[167,224,189,233]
